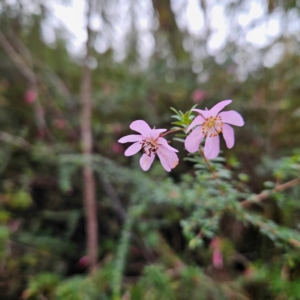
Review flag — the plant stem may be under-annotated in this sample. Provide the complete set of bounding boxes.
[240,178,300,208]
[80,0,98,273]
[0,29,47,136]
[160,128,185,137]
[198,148,219,180]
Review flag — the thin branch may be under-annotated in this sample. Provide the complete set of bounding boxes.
[7,30,73,103]
[255,220,300,248]
[6,31,78,139]
[101,178,126,223]
[160,128,184,137]
[7,31,34,66]
[80,0,98,273]
[198,148,219,180]
[100,177,155,262]
[0,29,35,83]
[0,29,47,135]
[197,148,300,248]
[240,178,300,208]
[0,131,32,149]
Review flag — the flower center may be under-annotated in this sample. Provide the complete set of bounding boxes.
[141,139,158,157]
[202,116,223,137]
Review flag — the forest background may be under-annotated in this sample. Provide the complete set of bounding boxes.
[0,0,300,299]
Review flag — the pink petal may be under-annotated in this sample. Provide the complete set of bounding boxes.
[218,110,244,127]
[77,255,89,268]
[186,115,205,133]
[157,146,179,172]
[212,249,223,269]
[184,127,205,153]
[192,109,210,119]
[209,100,232,116]
[157,137,178,152]
[130,120,151,136]
[150,128,167,140]
[204,135,220,159]
[222,124,235,148]
[124,142,142,156]
[118,134,142,143]
[139,153,155,171]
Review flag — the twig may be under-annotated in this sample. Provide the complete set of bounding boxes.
[6,31,77,138]
[160,128,184,137]
[100,177,155,262]
[101,178,127,223]
[198,148,219,180]
[0,131,32,149]
[240,178,300,248]
[7,31,34,66]
[0,29,48,136]
[80,0,98,273]
[197,147,300,248]
[0,30,35,83]
[240,178,300,208]
[255,220,300,248]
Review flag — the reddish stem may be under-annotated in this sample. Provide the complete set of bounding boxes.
[80,0,98,273]
[160,128,185,137]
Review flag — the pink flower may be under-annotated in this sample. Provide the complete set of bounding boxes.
[111,142,123,154]
[118,120,179,172]
[212,249,223,269]
[184,100,244,159]
[24,89,37,104]
[210,237,223,269]
[77,255,89,269]
[192,89,206,103]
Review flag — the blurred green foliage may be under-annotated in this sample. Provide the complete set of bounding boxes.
[0,0,299,299]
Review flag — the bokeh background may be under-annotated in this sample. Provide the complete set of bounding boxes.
[0,0,300,299]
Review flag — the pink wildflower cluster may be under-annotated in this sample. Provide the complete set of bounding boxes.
[119,100,244,171]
